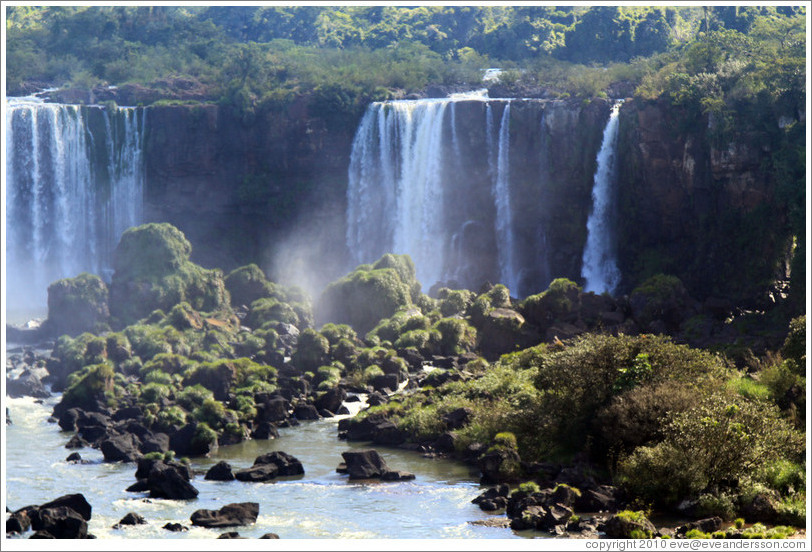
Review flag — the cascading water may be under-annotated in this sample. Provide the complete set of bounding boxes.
[581,100,623,295]
[5,97,146,312]
[347,94,521,294]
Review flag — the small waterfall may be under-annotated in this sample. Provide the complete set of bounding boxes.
[5,98,146,310]
[581,101,623,295]
[491,102,517,293]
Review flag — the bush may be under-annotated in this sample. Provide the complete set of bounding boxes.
[293,328,330,372]
[245,297,300,329]
[155,405,187,431]
[193,398,228,429]
[437,288,474,317]
[140,382,171,404]
[224,264,276,308]
[781,315,806,375]
[176,384,215,411]
[520,278,581,328]
[433,317,477,356]
[61,362,115,410]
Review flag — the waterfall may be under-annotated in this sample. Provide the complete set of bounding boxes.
[491,102,517,293]
[347,95,524,293]
[581,101,623,295]
[5,98,146,311]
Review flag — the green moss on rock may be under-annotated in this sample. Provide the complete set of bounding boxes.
[45,272,110,337]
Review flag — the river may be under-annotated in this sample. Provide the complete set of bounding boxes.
[5,387,523,540]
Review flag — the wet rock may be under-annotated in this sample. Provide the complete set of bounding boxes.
[472,484,510,511]
[190,502,259,528]
[6,512,31,534]
[36,494,92,521]
[217,531,245,538]
[101,433,142,463]
[253,451,305,476]
[65,452,83,463]
[602,512,657,538]
[314,387,346,413]
[146,462,199,500]
[205,461,235,481]
[113,512,147,528]
[65,434,90,449]
[380,470,416,481]
[256,396,290,423]
[169,422,218,457]
[259,532,280,539]
[293,403,320,420]
[234,464,279,482]
[675,517,723,537]
[251,422,279,440]
[162,522,188,532]
[7,370,50,399]
[30,506,88,539]
[139,432,170,454]
[339,449,412,481]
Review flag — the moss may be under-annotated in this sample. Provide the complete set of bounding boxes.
[685,529,710,539]
[433,317,477,356]
[293,328,330,372]
[61,362,115,410]
[109,223,230,325]
[320,323,358,346]
[245,297,300,329]
[520,277,581,328]
[224,263,276,308]
[162,302,203,331]
[176,384,215,411]
[317,254,419,334]
[191,422,218,452]
[193,398,228,429]
[437,288,475,317]
[45,272,110,336]
[155,405,187,431]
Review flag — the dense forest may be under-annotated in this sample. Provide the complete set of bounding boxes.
[6,5,806,110]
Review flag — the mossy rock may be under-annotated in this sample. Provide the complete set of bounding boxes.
[45,273,110,337]
[58,362,115,413]
[109,223,230,326]
[224,264,276,308]
[629,274,694,332]
[520,278,582,331]
[317,254,419,334]
[292,329,330,373]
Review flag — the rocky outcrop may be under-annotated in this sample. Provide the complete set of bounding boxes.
[338,449,415,481]
[190,503,259,528]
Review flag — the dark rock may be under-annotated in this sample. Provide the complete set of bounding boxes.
[234,464,279,482]
[170,422,218,457]
[147,462,199,500]
[259,532,280,539]
[7,370,50,399]
[602,512,657,538]
[30,506,88,539]
[575,487,618,512]
[472,484,510,511]
[676,517,723,537]
[7,512,31,534]
[112,406,143,422]
[256,397,290,423]
[205,461,235,481]
[65,452,83,463]
[217,531,245,538]
[251,422,279,440]
[162,522,188,532]
[548,484,580,509]
[366,391,388,406]
[442,407,472,429]
[253,451,305,476]
[77,424,112,445]
[37,494,92,521]
[314,387,346,413]
[318,408,335,418]
[370,374,399,393]
[336,405,350,415]
[340,449,390,480]
[185,361,235,401]
[29,530,56,538]
[190,502,259,528]
[380,470,416,481]
[139,432,170,454]
[101,433,142,463]
[114,512,147,527]
[510,505,547,530]
[433,432,457,453]
[741,491,780,523]
[126,480,149,493]
[64,434,90,449]
[293,404,320,420]
[539,503,573,531]
[478,447,522,484]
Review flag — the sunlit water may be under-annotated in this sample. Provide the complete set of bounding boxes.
[5,393,519,539]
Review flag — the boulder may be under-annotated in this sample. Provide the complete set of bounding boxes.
[259,533,280,539]
[100,433,142,463]
[442,407,472,430]
[251,422,279,440]
[234,464,279,483]
[205,461,235,481]
[169,422,218,457]
[36,494,92,521]
[256,397,290,423]
[380,470,416,481]
[477,308,538,360]
[575,486,618,512]
[190,502,259,528]
[293,404,320,421]
[6,512,31,534]
[217,531,245,538]
[370,374,399,393]
[139,432,170,455]
[162,522,188,532]
[7,370,50,399]
[314,387,346,413]
[45,273,109,338]
[147,462,199,500]
[539,503,573,531]
[478,447,522,484]
[675,517,723,537]
[340,449,390,479]
[602,511,657,539]
[253,451,305,476]
[113,512,147,528]
[30,506,88,539]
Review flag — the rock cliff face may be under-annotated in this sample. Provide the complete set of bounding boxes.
[143,97,357,286]
[615,98,798,304]
[141,95,799,306]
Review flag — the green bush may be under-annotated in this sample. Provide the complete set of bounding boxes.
[520,278,581,328]
[293,328,330,372]
[155,405,187,431]
[140,382,171,404]
[245,297,300,329]
[437,288,474,317]
[781,315,806,374]
[176,384,215,411]
[224,264,276,308]
[193,398,228,429]
[61,362,115,410]
[433,317,477,356]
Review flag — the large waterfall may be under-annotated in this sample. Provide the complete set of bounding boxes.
[581,101,623,295]
[346,93,524,295]
[5,98,146,312]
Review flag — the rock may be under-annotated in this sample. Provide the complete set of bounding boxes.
[234,464,279,482]
[135,458,193,481]
[113,512,147,528]
[575,486,618,512]
[30,506,88,539]
[169,422,218,457]
[380,470,416,481]
[478,308,538,360]
[602,511,657,538]
[147,462,199,500]
[7,370,50,399]
[58,408,83,432]
[205,461,235,481]
[741,491,780,522]
[29,530,57,538]
[44,273,109,338]
[675,517,723,537]
[366,391,388,406]
[126,480,150,493]
[217,531,245,538]
[370,374,399,393]
[65,434,90,449]
[478,447,522,484]
[6,512,31,534]
[257,397,290,423]
[340,449,390,480]
[539,503,573,531]
[510,505,547,530]
[162,522,188,532]
[65,452,83,463]
[101,433,142,463]
[253,451,305,476]
[442,407,472,429]
[190,502,259,528]
[472,484,511,506]
[139,432,170,455]
[548,484,580,508]
[251,422,279,440]
[314,387,346,413]
[36,494,92,521]
[259,532,280,539]
[293,404,320,420]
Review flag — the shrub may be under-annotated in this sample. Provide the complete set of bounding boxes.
[781,315,805,374]
[520,277,581,328]
[734,518,745,529]
[517,481,541,494]
[628,273,690,331]
[685,529,710,539]
[726,375,771,401]
[124,324,173,360]
[320,323,358,346]
[155,405,187,431]
[695,492,737,520]
[61,362,115,410]
[191,422,218,452]
[437,288,474,317]
[433,317,477,356]
[224,264,276,308]
[193,398,228,429]
[176,384,215,411]
[163,302,203,331]
[140,382,171,404]
[293,328,330,372]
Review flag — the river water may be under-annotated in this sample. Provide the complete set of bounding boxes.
[4,389,521,540]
